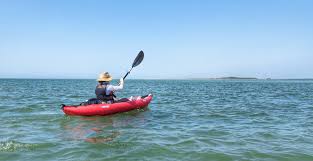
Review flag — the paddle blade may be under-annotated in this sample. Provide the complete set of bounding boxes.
[132,50,144,68]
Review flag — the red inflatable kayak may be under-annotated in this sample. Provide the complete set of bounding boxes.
[62,94,153,116]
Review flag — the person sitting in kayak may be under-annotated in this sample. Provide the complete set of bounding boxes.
[95,72,124,104]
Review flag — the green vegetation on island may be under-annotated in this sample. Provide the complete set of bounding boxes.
[216,77,258,80]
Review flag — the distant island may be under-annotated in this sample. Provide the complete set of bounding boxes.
[215,77,258,80]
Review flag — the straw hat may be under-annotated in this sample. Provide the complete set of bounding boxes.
[97,72,112,82]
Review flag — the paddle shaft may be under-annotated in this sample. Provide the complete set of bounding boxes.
[118,68,132,86]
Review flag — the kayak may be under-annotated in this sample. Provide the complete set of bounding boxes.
[61,94,153,116]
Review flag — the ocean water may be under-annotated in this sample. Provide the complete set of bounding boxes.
[0,79,313,161]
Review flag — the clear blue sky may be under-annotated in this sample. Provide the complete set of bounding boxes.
[0,0,312,79]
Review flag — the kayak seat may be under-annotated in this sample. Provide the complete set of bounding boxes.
[80,98,101,106]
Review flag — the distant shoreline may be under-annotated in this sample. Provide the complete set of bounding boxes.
[210,77,258,80]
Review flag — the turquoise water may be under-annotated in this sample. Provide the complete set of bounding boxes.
[1,79,313,161]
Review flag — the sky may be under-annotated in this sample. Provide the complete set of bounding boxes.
[0,0,312,79]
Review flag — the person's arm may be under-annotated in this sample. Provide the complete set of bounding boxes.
[112,78,124,91]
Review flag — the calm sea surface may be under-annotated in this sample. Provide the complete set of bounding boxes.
[0,79,313,161]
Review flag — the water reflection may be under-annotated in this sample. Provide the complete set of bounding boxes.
[85,131,120,143]
[60,108,149,143]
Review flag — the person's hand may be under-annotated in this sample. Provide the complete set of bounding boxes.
[119,78,124,85]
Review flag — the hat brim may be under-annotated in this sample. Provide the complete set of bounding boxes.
[97,77,112,82]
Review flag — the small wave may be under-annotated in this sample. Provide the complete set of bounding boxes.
[0,140,38,152]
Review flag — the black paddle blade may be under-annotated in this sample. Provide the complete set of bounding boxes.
[132,50,144,68]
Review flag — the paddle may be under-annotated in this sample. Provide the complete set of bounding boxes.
[122,50,144,81]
